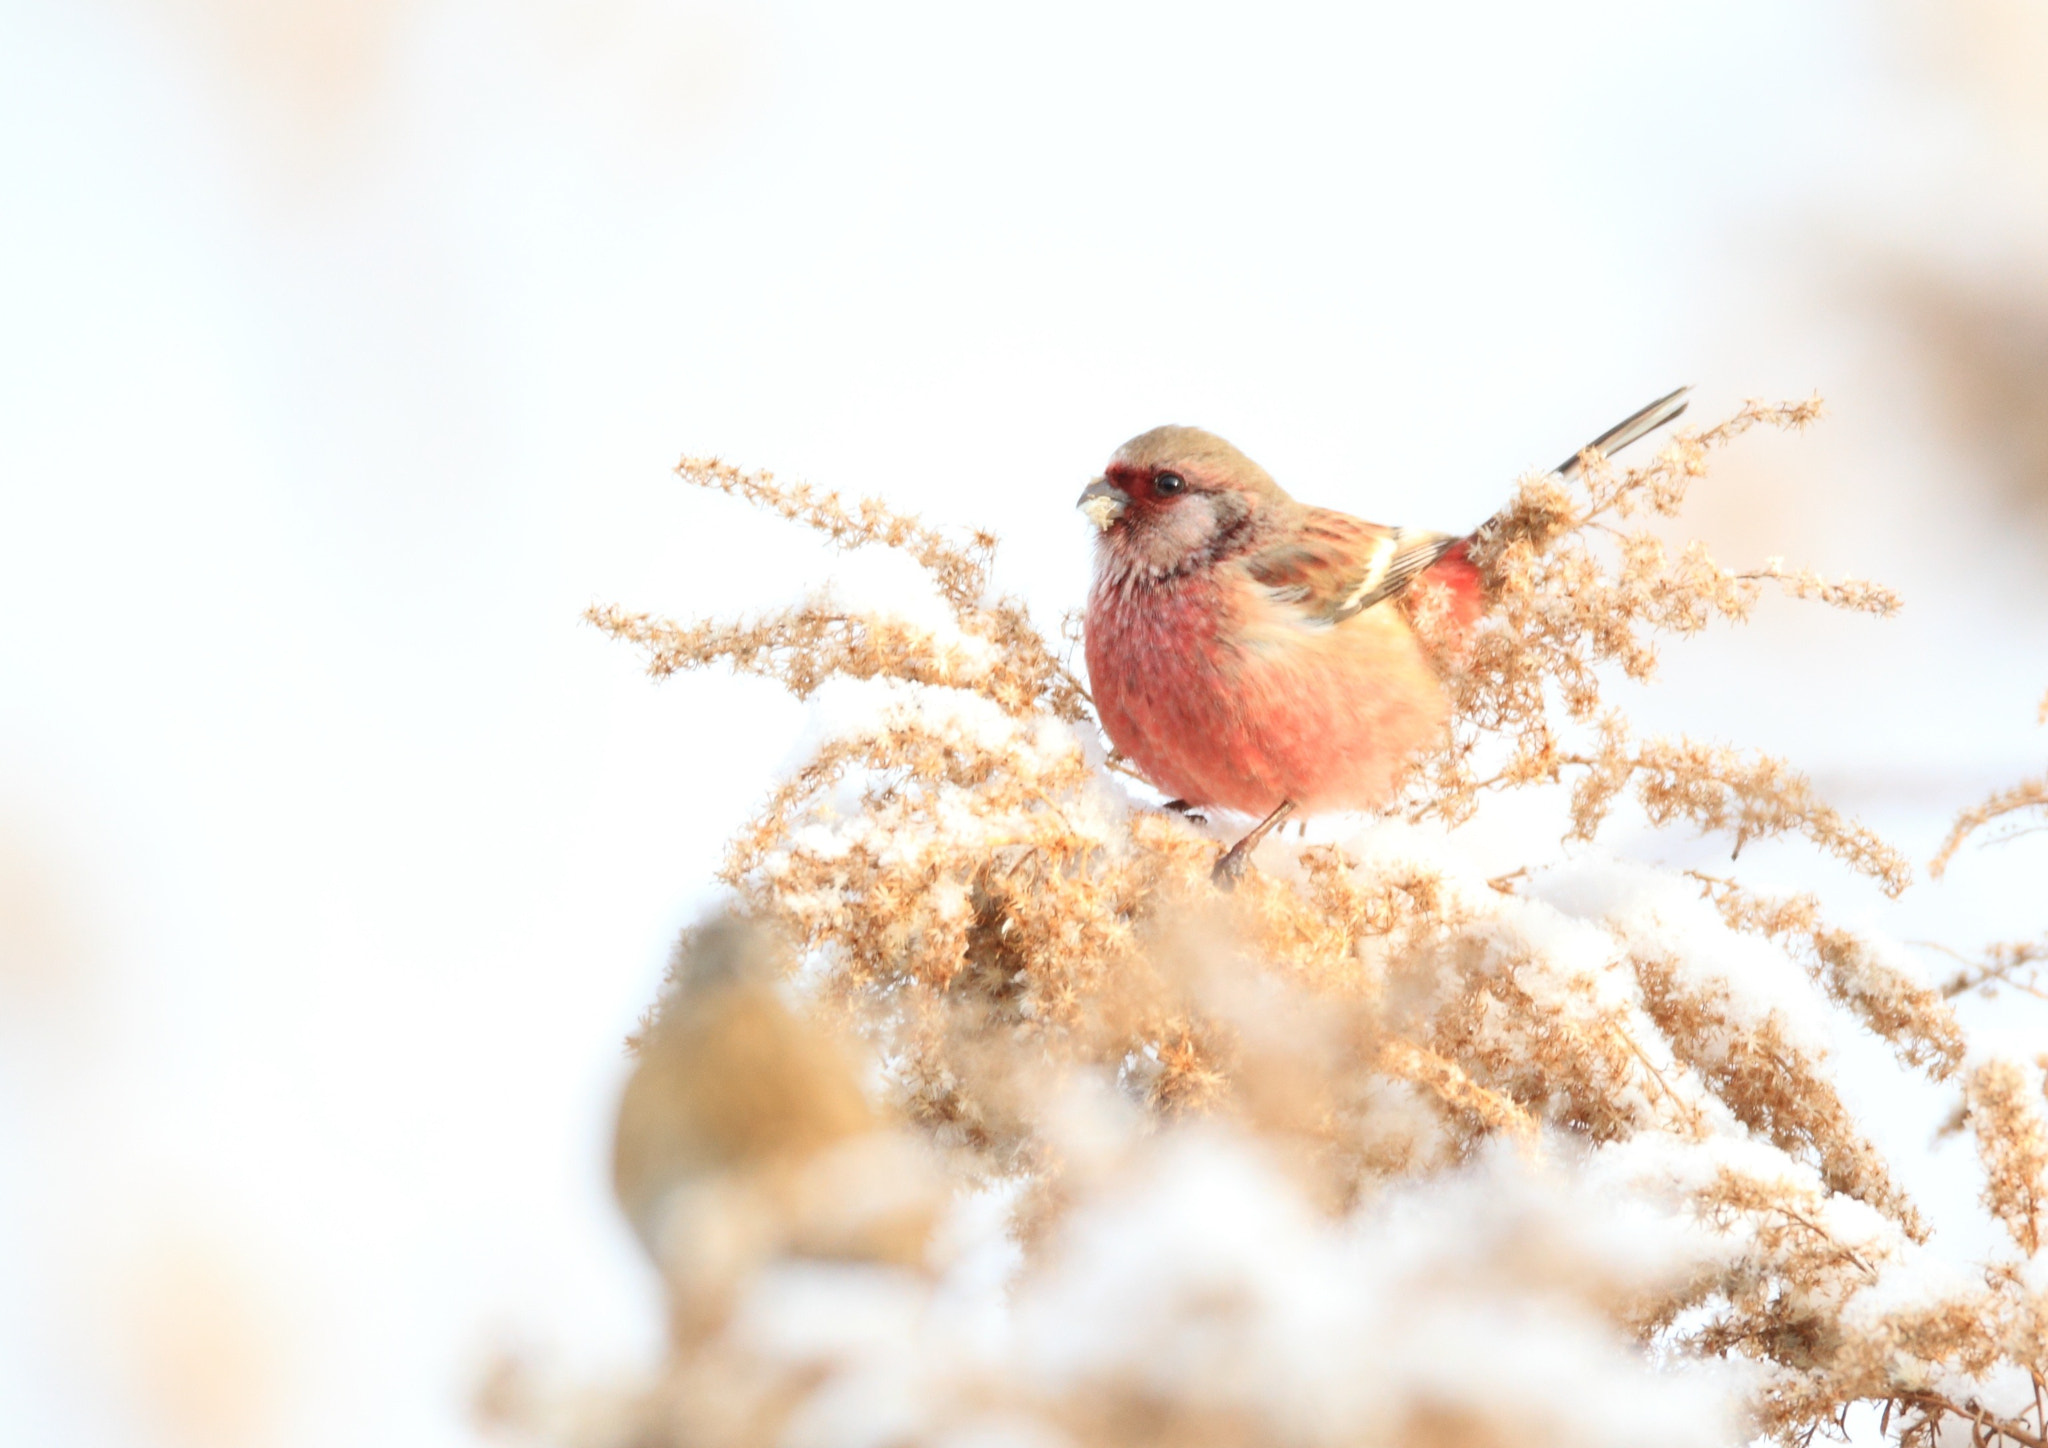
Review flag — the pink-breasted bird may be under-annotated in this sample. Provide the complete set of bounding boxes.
[1079,388,1691,885]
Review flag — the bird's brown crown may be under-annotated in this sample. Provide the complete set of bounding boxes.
[1108,425,1288,499]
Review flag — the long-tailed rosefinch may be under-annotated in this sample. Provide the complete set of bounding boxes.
[1079,388,1689,885]
[613,916,941,1337]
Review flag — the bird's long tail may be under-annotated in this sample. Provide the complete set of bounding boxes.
[1360,386,1696,624]
[1553,385,1691,478]
[1380,385,1696,628]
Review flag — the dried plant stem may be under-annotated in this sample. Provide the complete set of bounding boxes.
[1896,1393,2048,1448]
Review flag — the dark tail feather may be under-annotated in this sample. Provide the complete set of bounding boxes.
[1460,386,1695,561]
[1554,385,1691,478]
[1346,386,1698,621]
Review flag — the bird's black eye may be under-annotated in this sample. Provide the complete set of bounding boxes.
[1154,471,1187,496]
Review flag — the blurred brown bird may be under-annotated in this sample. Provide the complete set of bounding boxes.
[612,916,941,1337]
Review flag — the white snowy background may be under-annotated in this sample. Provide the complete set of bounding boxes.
[2,2,2047,1445]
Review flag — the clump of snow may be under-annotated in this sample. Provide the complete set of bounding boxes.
[705,1120,1750,1448]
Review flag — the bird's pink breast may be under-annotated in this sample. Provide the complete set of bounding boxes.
[1084,565,1452,817]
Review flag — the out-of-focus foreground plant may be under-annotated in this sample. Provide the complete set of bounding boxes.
[482,406,2048,1448]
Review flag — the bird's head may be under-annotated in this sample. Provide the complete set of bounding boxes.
[1079,425,1288,575]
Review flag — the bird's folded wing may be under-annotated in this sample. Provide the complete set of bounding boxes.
[1243,510,1464,623]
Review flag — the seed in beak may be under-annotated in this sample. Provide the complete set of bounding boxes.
[1077,478,1128,531]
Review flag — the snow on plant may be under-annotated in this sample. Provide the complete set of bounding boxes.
[496,405,2048,1448]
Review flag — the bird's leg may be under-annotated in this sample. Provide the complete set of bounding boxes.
[1160,797,1208,825]
[1212,799,1296,889]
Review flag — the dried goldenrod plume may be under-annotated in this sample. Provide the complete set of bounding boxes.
[588,456,1090,722]
[1931,772,2048,880]
[1685,873,1966,1076]
[1410,398,1910,896]
[1929,691,2048,1007]
[1965,1058,2048,1257]
[505,402,2048,1448]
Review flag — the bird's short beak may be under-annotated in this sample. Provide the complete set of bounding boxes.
[1077,477,1127,532]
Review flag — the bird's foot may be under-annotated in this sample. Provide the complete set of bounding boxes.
[1210,843,1253,891]
[1207,798,1296,893]
[1161,798,1208,826]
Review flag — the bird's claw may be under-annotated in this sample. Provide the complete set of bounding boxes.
[1161,798,1208,826]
